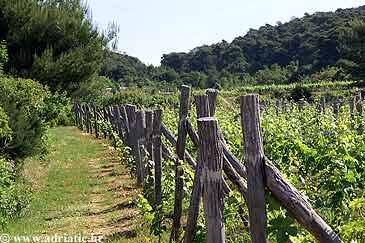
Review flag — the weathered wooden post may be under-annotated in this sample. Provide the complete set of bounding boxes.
[333,101,339,119]
[87,104,93,134]
[74,103,79,128]
[119,105,128,138]
[184,95,210,243]
[73,103,79,127]
[275,100,280,116]
[125,105,144,185]
[113,105,123,138]
[206,88,218,115]
[152,109,163,207]
[281,100,287,114]
[298,99,304,112]
[198,117,225,243]
[125,104,137,148]
[108,106,115,133]
[321,96,326,113]
[135,111,146,186]
[102,107,108,138]
[92,104,99,138]
[356,94,363,132]
[350,96,355,123]
[240,94,268,243]
[83,105,90,133]
[145,110,154,186]
[171,85,191,242]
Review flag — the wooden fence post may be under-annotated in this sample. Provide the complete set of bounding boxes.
[102,107,108,138]
[108,106,115,133]
[171,85,191,242]
[281,100,287,114]
[82,104,86,132]
[145,110,154,186]
[84,105,90,133]
[240,94,268,243]
[198,117,225,243]
[206,88,218,115]
[350,97,355,122]
[125,105,144,186]
[275,100,280,116]
[321,96,326,113]
[92,104,99,138]
[184,95,210,243]
[356,94,363,132]
[298,99,304,112]
[135,111,146,186]
[125,105,139,182]
[88,104,93,134]
[125,104,136,148]
[333,102,339,119]
[113,105,123,138]
[119,105,129,141]
[73,103,79,127]
[153,109,163,207]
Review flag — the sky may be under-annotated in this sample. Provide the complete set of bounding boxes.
[87,0,365,66]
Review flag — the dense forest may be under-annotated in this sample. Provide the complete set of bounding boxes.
[160,6,365,87]
[101,6,365,89]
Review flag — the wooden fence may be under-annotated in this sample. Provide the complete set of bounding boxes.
[72,86,352,243]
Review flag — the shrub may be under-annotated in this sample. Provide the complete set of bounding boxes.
[310,66,350,82]
[0,77,49,158]
[72,76,116,103]
[0,106,12,152]
[43,91,73,127]
[290,84,312,102]
[0,40,8,75]
[0,158,29,228]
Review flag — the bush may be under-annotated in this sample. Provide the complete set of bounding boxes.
[0,106,12,153]
[0,77,49,158]
[0,158,29,228]
[72,76,116,103]
[43,91,73,127]
[290,84,312,102]
[310,66,350,82]
[0,40,8,75]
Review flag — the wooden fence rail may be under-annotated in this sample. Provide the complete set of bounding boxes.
[72,86,351,243]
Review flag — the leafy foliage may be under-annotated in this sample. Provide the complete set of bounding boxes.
[0,158,29,228]
[339,19,365,79]
[0,77,49,158]
[43,92,73,127]
[0,40,7,75]
[0,106,12,152]
[0,0,105,93]
[159,6,365,87]
[99,89,365,242]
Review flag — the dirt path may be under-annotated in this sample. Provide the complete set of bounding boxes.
[5,127,150,242]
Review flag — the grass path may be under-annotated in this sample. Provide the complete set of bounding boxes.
[5,127,153,242]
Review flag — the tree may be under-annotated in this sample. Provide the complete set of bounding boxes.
[0,0,106,93]
[339,19,365,79]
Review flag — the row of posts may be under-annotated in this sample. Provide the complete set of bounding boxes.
[73,86,343,243]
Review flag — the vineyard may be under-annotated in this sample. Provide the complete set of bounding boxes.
[73,86,365,243]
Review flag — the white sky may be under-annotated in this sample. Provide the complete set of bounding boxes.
[87,0,365,66]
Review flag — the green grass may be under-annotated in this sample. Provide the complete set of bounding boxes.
[3,127,159,242]
[5,127,102,233]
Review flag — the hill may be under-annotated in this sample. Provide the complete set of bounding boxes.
[159,6,365,87]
